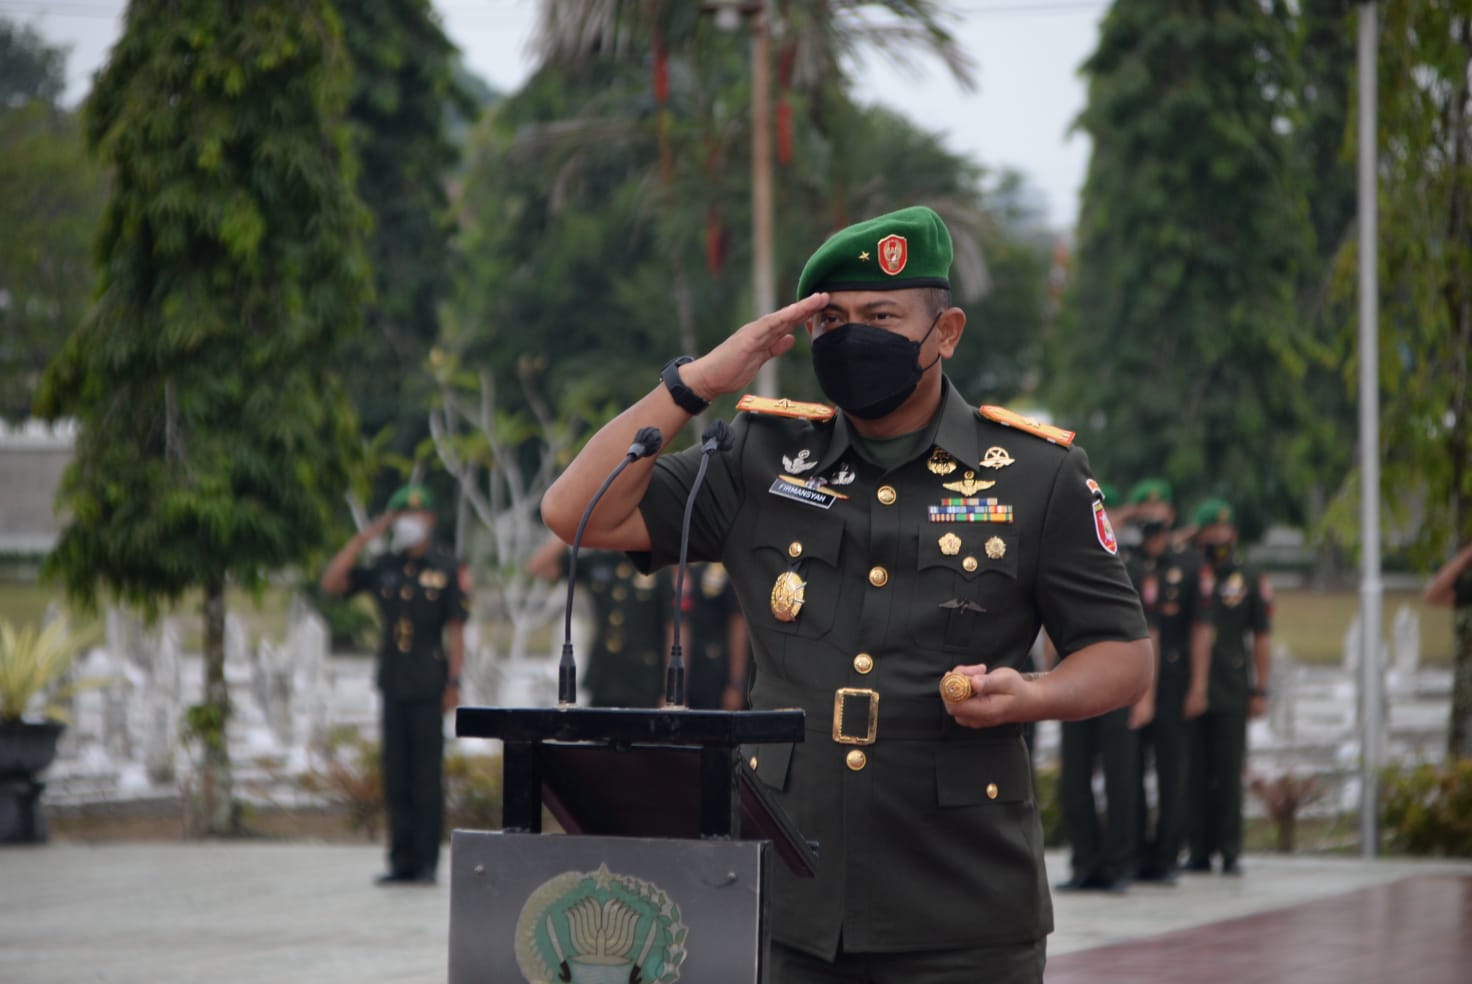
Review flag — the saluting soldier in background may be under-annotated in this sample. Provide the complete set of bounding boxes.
[320,484,468,885]
[1125,479,1212,884]
[540,205,1152,982]
[1185,498,1271,876]
[528,534,669,708]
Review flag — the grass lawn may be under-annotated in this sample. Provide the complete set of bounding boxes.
[1,579,1457,667]
[1273,588,1453,666]
[0,579,297,649]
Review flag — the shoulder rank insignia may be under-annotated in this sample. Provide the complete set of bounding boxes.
[738,394,836,421]
[978,405,1075,447]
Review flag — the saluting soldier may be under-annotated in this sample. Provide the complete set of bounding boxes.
[541,205,1151,981]
[1185,498,1271,876]
[528,534,669,707]
[320,484,468,885]
[1125,479,1212,884]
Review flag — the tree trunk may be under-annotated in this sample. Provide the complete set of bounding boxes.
[201,579,236,835]
[1276,812,1295,854]
[1449,603,1472,760]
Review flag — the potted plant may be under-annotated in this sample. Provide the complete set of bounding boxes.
[0,617,96,844]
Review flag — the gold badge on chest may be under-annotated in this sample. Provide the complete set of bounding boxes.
[980,446,1015,470]
[927,448,959,476]
[938,532,962,556]
[942,470,995,495]
[985,535,1006,560]
[770,571,806,622]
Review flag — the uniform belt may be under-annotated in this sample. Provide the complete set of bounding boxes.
[752,676,1022,745]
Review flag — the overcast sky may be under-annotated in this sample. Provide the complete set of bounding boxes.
[8,0,1107,230]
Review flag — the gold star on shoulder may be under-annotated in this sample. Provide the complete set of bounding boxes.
[858,251,871,261]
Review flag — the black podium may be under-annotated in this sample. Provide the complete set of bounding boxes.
[450,705,815,984]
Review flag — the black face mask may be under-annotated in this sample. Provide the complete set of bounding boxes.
[1203,541,1233,567]
[811,312,941,420]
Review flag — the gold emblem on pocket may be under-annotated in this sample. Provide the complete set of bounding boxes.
[940,672,974,703]
[938,532,962,556]
[770,570,806,622]
[985,536,1006,560]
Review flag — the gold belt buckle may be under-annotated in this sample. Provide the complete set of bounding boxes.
[833,688,879,745]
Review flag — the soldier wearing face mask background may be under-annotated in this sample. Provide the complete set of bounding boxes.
[320,484,468,885]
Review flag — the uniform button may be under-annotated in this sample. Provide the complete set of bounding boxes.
[986,782,999,800]
[749,755,758,770]
[868,566,889,588]
[962,556,978,572]
[853,653,874,674]
[846,750,867,771]
[788,541,803,559]
[609,611,625,627]
[876,485,897,506]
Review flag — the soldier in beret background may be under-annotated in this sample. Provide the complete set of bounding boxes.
[1184,498,1271,876]
[320,484,468,885]
[541,205,1152,982]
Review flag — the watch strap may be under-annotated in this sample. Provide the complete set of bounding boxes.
[661,356,710,415]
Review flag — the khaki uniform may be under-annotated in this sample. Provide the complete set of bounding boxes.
[348,548,468,880]
[635,380,1147,960]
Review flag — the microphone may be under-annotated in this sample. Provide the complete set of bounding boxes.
[665,419,734,708]
[559,426,663,705]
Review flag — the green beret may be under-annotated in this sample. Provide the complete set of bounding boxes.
[1192,498,1235,528]
[796,205,953,299]
[387,484,434,512]
[1128,479,1173,505]
[1097,482,1119,505]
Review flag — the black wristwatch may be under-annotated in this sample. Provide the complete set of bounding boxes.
[661,356,710,415]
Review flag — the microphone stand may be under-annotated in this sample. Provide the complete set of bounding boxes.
[560,426,663,706]
[665,420,734,708]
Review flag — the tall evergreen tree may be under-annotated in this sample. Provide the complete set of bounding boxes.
[335,0,476,503]
[1054,0,1309,536]
[35,0,369,834]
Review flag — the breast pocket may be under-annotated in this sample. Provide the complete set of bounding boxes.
[752,507,844,641]
[908,530,1022,653]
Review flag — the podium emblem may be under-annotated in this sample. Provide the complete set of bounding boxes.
[515,862,688,983]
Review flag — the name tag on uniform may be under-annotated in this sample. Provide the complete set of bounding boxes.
[769,475,845,510]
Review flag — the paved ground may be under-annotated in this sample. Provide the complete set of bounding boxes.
[2,841,1470,983]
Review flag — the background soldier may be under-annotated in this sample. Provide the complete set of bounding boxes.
[320,484,467,885]
[675,562,751,710]
[1185,498,1271,875]
[1126,479,1212,884]
[528,534,668,707]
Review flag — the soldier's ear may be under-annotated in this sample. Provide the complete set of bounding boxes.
[937,307,965,358]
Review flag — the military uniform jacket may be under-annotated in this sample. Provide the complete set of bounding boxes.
[568,552,669,708]
[1136,544,1212,690]
[636,380,1147,956]
[348,548,469,701]
[1203,559,1272,714]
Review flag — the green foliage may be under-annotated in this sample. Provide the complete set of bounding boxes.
[444,750,505,831]
[334,0,481,505]
[295,729,505,837]
[0,616,98,723]
[451,26,1044,426]
[0,19,65,107]
[1054,0,1311,538]
[1380,760,1472,857]
[35,0,371,616]
[0,23,105,419]
[297,728,384,838]
[1324,1,1472,569]
[182,701,229,755]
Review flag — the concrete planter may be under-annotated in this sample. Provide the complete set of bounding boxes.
[0,720,65,844]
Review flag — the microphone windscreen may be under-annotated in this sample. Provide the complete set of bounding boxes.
[631,426,663,459]
[701,418,734,452]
